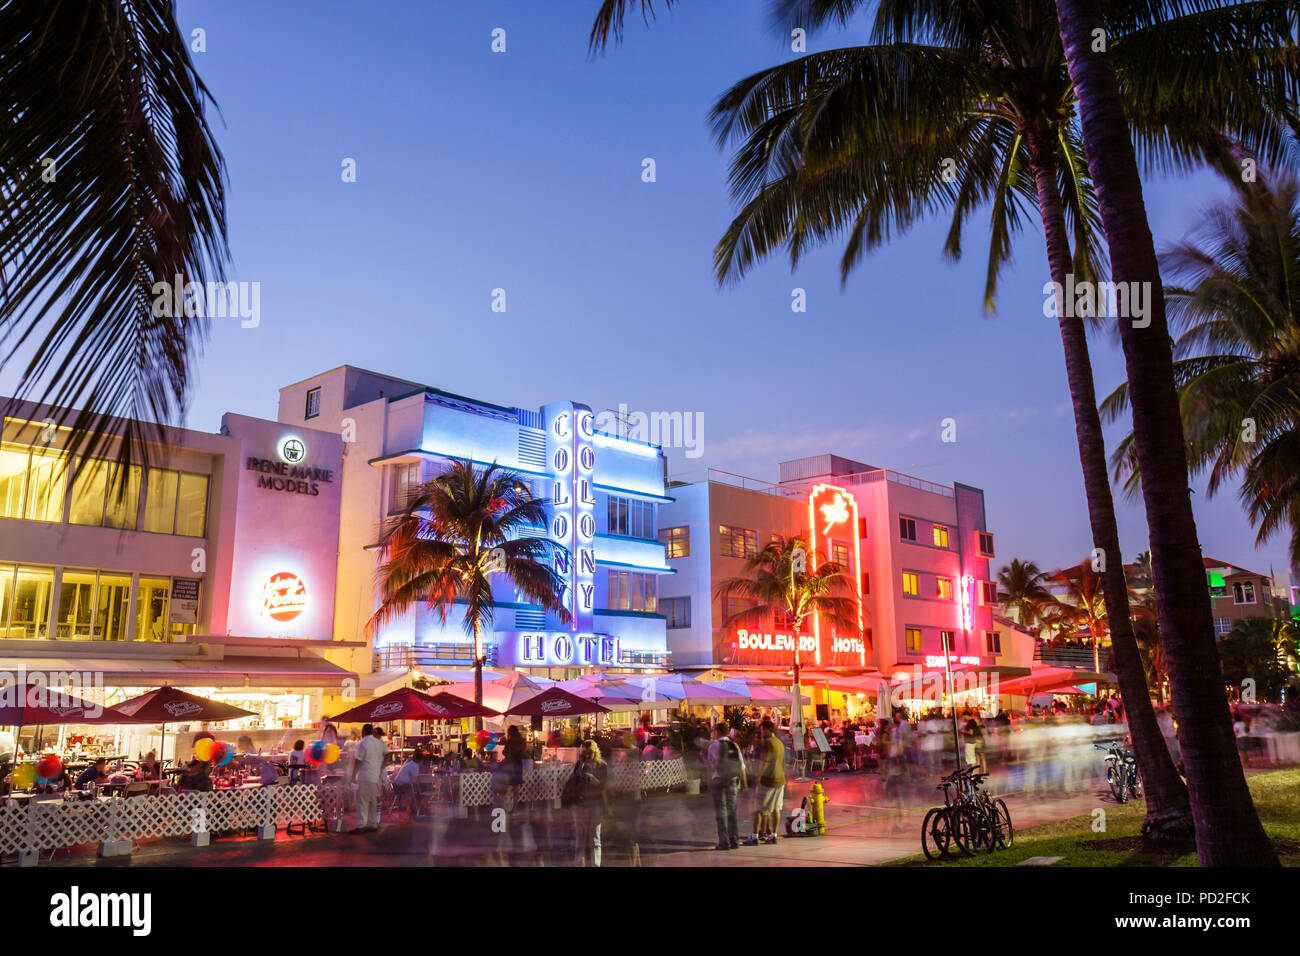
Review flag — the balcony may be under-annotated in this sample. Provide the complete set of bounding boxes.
[373,642,496,672]
[1034,643,1112,670]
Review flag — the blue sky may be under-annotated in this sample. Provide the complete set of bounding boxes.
[72,1,1298,575]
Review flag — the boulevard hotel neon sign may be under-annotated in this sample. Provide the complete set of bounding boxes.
[808,483,866,666]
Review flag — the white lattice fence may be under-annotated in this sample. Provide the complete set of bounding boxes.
[458,759,687,809]
[0,784,336,859]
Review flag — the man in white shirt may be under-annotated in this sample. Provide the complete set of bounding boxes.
[350,724,387,833]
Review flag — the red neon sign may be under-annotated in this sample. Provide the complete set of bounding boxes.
[807,484,865,666]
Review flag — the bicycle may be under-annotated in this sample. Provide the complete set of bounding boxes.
[967,768,1014,850]
[1095,742,1142,803]
[921,766,1003,859]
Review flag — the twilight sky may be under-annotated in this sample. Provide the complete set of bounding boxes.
[48,1,1298,576]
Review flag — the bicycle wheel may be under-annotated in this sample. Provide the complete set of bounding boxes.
[1129,768,1143,800]
[921,807,950,861]
[949,806,983,856]
[992,798,1013,849]
[1107,766,1127,803]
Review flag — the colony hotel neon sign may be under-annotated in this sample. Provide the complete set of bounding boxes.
[517,632,623,667]
[544,402,596,633]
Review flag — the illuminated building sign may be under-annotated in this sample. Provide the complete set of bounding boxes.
[736,629,817,654]
[544,402,596,633]
[262,571,308,622]
[924,654,981,668]
[807,483,865,666]
[960,573,974,631]
[507,632,623,668]
[246,456,334,496]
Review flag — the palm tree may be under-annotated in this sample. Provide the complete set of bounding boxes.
[1103,176,1300,566]
[1054,0,1289,865]
[715,534,862,749]
[997,559,1054,631]
[591,0,1205,850]
[369,459,571,728]
[0,1,229,477]
[1218,618,1299,703]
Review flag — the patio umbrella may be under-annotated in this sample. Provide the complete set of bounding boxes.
[555,678,647,713]
[437,672,556,715]
[504,686,609,718]
[647,674,750,708]
[327,687,499,723]
[115,686,256,766]
[1,684,145,778]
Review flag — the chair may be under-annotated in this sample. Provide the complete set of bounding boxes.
[123,781,150,798]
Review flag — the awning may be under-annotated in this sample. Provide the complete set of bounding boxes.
[996,667,1113,695]
[0,655,358,689]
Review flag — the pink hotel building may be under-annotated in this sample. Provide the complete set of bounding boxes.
[658,454,1034,683]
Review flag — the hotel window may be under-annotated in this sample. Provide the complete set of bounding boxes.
[662,596,691,629]
[141,468,207,536]
[899,517,916,541]
[985,630,1002,655]
[939,629,956,651]
[861,572,869,595]
[905,627,923,653]
[719,525,758,559]
[68,460,141,530]
[932,524,950,548]
[831,541,850,568]
[136,577,171,642]
[305,387,322,420]
[0,565,54,639]
[658,525,690,558]
[937,577,954,600]
[606,570,657,612]
[608,497,655,539]
[977,531,995,558]
[902,572,919,596]
[1232,581,1256,605]
[1214,618,1233,636]
[979,580,998,605]
[388,462,421,514]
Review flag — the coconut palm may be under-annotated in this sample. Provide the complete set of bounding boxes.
[1103,176,1300,567]
[369,459,571,728]
[1054,0,1291,865]
[0,1,229,477]
[591,0,1218,850]
[997,559,1054,631]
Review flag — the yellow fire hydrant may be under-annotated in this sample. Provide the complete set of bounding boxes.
[809,781,828,836]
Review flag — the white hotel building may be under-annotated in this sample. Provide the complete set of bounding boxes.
[276,366,674,686]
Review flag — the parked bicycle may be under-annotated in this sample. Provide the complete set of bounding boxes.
[921,765,1012,860]
[1095,741,1142,803]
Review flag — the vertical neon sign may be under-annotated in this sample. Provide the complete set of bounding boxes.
[808,483,865,666]
[544,401,596,637]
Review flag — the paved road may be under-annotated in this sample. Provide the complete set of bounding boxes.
[51,761,1120,868]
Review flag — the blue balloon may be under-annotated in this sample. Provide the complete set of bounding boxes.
[485,732,498,751]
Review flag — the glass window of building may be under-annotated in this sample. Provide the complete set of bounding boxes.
[135,578,171,642]
[0,444,28,518]
[101,465,142,530]
[11,566,53,638]
[932,524,949,548]
[24,450,66,522]
[905,626,923,653]
[902,572,919,596]
[831,541,850,568]
[722,596,758,625]
[389,462,420,514]
[605,570,657,611]
[663,596,690,629]
[718,525,758,559]
[175,473,209,537]
[96,573,132,641]
[305,387,322,419]
[937,576,953,600]
[985,630,1002,654]
[68,459,110,526]
[658,525,689,558]
[977,531,995,557]
[1233,581,1256,604]
[608,497,628,536]
[0,565,14,637]
[142,469,179,533]
[899,517,916,541]
[58,570,96,639]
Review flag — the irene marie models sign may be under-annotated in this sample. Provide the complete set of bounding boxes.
[244,434,335,496]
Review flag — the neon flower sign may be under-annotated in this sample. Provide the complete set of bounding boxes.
[960,573,974,631]
[807,483,865,666]
[262,571,308,622]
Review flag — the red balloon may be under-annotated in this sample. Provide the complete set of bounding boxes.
[36,754,62,779]
[475,729,492,748]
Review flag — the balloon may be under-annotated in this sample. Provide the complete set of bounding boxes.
[194,738,215,762]
[12,764,35,788]
[211,741,235,767]
[485,733,498,751]
[324,743,340,764]
[307,741,327,765]
[35,754,61,780]
[475,729,491,748]
[466,738,480,751]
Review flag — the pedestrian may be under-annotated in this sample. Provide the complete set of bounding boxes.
[350,723,385,833]
[707,721,747,850]
[565,739,608,866]
[742,719,785,846]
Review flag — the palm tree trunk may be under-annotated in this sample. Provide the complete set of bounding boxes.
[473,618,484,733]
[1055,0,1277,865]
[1026,126,1193,850]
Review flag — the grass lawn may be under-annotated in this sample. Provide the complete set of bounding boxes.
[889,768,1300,867]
